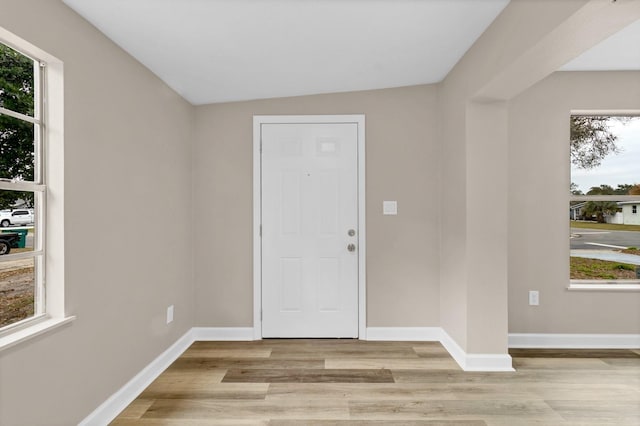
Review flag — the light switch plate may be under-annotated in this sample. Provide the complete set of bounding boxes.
[383,201,397,215]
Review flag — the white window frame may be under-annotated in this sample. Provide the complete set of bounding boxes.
[0,28,73,350]
[568,110,640,291]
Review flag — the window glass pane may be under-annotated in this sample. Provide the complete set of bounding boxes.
[0,113,35,181]
[0,256,35,328]
[570,201,640,281]
[570,115,640,281]
[0,189,36,254]
[570,116,640,195]
[0,43,35,117]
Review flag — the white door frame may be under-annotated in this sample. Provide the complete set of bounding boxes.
[253,115,366,340]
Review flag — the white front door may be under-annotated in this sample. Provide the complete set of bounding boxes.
[261,122,359,338]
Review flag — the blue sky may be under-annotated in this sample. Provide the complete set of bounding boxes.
[571,117,640,194]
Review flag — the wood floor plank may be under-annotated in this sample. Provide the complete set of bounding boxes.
[170,358,324,370]
[349,400,563,422]
[511,358,611,370]
[391,370,516,384]
[269,347,421,359]
[142,399,350,420]
[272,341,429,352]
[521,383,640,401]
[303,339,416,346]
[140,383,269,400]
[325,357,460,370]
[188,341,273,349]
[115,398,155,420]
[413,345,455,358]
[181,348,272,358]
[266,383,539,401]
[546,400,640,423]
[409,342,448,347]
[145,369,227,391]
[392,369,640,385]
[111,420,269,426]
[271,421,487,426]
[222,368,395,383]
[267,383,460,401]
[600,357,640,368]
[484,421,628,426]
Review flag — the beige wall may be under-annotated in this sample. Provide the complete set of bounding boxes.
[438,0,592,353]
[1,0,640,424]
[0,1,194,425]
[437,0,638,354]
[193,86,441,328]
[508,71,640,334]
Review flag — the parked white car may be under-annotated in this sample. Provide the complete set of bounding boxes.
[0,209,34,227]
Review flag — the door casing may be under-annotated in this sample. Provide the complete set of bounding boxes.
[253,115,366,339]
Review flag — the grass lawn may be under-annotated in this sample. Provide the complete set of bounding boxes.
[570,221,640,232]
[0,266,34,327]
[570,257,638,280]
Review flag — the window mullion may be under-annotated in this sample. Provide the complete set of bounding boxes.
[0,250,44,262]
[35,61,45,184]
[0,181,45,192]
[0,107,41,126]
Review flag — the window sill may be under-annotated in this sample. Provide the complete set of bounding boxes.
[0,316,76,352]
[568,280,640,291]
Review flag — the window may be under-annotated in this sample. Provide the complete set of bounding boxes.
[570,114,640,288]
[0,29,69,348]
[0,42,45,331]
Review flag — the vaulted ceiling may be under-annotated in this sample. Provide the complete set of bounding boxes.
[62,0,639,105]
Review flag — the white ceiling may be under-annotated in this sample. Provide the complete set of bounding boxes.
[560,18,640,71]
[62,0,510,105]
[62,1,639,105]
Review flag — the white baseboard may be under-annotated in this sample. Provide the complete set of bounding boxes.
[509,333,640,348]
[464,354,514,371]
[440,330,514,372]
[366,327,514,372]
[192,327,257,341]
[365,327,441,341]
[79,329,195,426]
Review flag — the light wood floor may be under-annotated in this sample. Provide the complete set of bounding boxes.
[111,340,640,425]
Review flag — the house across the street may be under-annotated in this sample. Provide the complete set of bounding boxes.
[618,201,640,225]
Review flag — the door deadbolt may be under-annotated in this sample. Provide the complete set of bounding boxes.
[348,229,356,236]
[347,243,356,252]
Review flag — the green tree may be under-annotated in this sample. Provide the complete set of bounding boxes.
[0,43,35,209]
[582,185,619,223]
[587,185,615,195]
[614,184,634,195]
[570,116,623,170]
[570,182,583,195]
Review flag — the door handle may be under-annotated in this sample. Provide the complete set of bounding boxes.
[347,243,356,252]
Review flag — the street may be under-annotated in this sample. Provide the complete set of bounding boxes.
[570,227,640,250]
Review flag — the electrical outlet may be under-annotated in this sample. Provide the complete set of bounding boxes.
[529,291,539,306]
[383,201,398,215]
[166,305,174,324]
